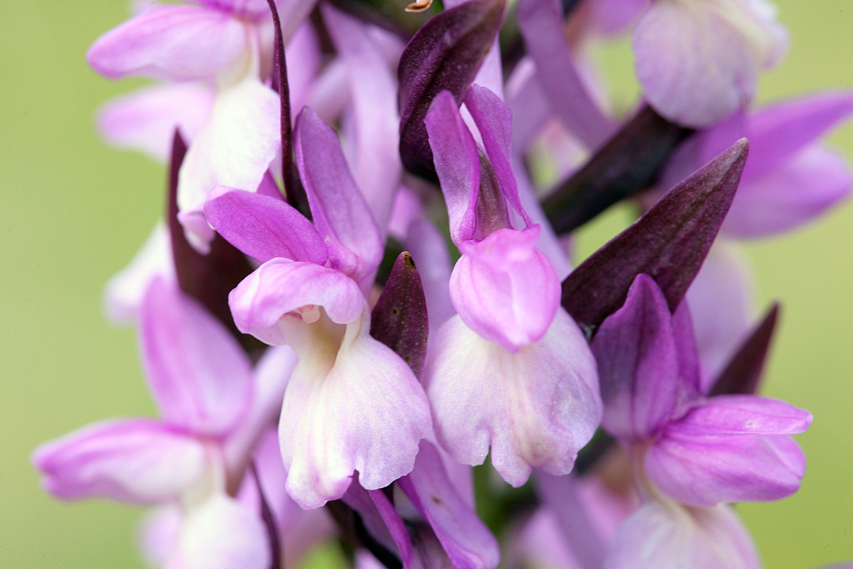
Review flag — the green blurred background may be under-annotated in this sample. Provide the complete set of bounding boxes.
[1,2,851,568]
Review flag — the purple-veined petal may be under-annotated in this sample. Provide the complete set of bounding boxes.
[280,322,432,509]
[451,226,559,352]
[645,397,811,507]
[33,419,207,504]
[294,107,383,285]
[633,0,787,127]
[204,187,328,265]
[323,6,402,231]
[398,440,500,569]
[722,145,852,237]
[465,85,533,227]
[177,77,281,252]
[591,274,687,441]
[104,222,175,324]
[517,0,614,148]
[686,242,755,387]
[229,259,366,346]
[141,277,253,436]
[167,494,270,569]
[98,83,214,163]
[87,5,247,81]
[603,500,760,569]
[425,91,481,244]
[423,311,600,487]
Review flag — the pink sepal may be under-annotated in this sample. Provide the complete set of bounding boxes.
[87,5,247,81]
[33,418,207,504]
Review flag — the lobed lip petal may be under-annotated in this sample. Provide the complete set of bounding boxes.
[229,259,367,346]
[177,77,281,252]
[603,500,760,569]
[87,5,247,82]
[32,419,207,504]
[167,493,270,569]
[423,311,600,487]
[424,90,482,245]
[204,187,328,265]
[451,226,559,352]
[280,329,432,509]
[141,277,253,436]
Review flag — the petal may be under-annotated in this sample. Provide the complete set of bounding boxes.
[293,107,383,285]
[229,259,366,345]
[87,5,247,81]
[464,85,533,226]
[633,0,785,127]
[177,77,281,251]
[139,506,182,569]
[722,145,852,237]
[167,494,270,569]
[646,399,810,507]
[516,0,614,148]
[204,187,328,265]
[280,326,432,508]
[103,222,175,324]
[141,278,253,436]
[398,441,500,569]
[33,419,207,504]
[451,226,560,352]
[424,90,481,245]
[423,312,601,486]
[591,275,687,440]
[603,500,760,569]
[97,83,214,163]
[323,6,402,231]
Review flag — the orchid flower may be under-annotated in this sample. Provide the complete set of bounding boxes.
[204,106,431,509]
[33,277,297,568]
[421,85,601,486]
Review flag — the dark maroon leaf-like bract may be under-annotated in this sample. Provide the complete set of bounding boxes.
[398,0,505,178]
[166,131,259,354]
[370,252,429,378]
[561,139,749,336]
[709,303,780,397]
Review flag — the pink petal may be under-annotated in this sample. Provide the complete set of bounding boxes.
[323,6,402,231]
[398,441,501,569]
[604,500,760,569]
[722,145,852,238]
[451,226,560,352]
[204,187,328,265]
[293,107,383,285]
[633,0,786,127]
[177,78,281,252]
[591,274,685,441]
[280,326,432,509]
[424,90,482,245]
[103,222,175,325]
[167,494,270,569]
[141,278,253,436]
[229,259,366,346]
[139,506,182,569]
[97,83,214,163]
[646,396,810,507]
[87,5,247,81]
[423,311,601,487]
[33,419,207,504]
